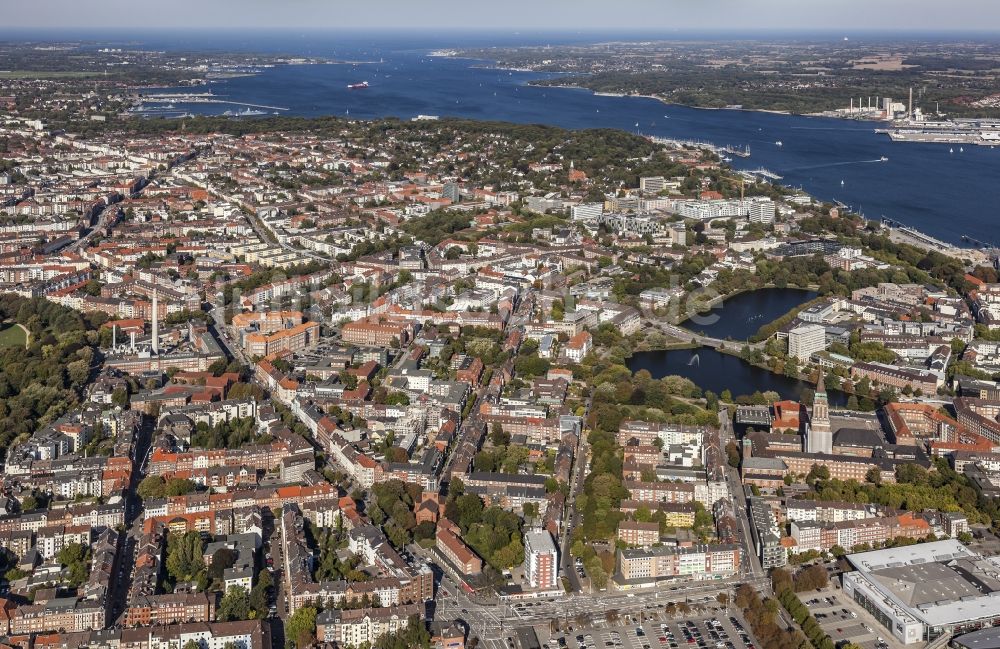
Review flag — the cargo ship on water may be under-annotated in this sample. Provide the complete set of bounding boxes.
[347,81,369,89]
[877,118,1000,146]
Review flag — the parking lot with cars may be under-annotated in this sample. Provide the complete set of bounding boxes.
[803,591,894,649]
[537,613,758,649]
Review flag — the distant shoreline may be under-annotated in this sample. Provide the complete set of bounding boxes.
[521,77,887,124]
[456,55,885,123]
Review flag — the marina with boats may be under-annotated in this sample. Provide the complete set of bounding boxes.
[721,144,751,158]
[646,137,784,181]
[648,136,757,163]
[128,91,289,117]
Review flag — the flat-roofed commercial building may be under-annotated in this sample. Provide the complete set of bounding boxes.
[843,540,1000,645]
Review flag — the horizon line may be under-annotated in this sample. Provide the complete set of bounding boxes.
[3,26,1000,36]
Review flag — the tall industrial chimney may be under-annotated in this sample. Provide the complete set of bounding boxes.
[152,289,159,355]
[908,87,913,120]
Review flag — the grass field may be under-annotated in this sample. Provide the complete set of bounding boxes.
[0,323,27,349]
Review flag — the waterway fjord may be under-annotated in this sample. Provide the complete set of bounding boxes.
[112,30,1000,247]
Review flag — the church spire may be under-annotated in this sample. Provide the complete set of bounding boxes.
[805,372,833,454]
[810,375,831,435]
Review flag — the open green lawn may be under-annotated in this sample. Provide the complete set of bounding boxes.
[0,323,27,349]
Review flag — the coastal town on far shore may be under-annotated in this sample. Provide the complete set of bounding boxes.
[6,30,1000,649]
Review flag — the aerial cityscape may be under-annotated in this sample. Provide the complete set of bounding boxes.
[4,2,1000,649]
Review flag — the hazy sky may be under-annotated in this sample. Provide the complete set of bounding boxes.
[6,0,1000,32]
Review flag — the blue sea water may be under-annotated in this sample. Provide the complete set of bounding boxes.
[15,29,997,246]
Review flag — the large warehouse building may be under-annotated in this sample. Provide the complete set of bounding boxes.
[842,540,1000,645]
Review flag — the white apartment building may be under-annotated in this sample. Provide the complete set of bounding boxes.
[524,530,559,590]
[749,200,776,224]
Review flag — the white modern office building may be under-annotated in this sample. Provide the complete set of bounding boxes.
[788,323,827,361]
[571,202,604,221]
[639,176,667,193]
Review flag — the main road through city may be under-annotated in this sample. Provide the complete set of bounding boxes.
[718,407,765,580]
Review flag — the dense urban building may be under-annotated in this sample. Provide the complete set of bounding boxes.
[0,33,997,649]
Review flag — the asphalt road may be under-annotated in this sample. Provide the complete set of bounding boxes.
[717,408,765,580]
[179,171,331,264]
[560,397,591,594]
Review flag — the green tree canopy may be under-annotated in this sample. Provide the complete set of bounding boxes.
[286,606,317,649]
[218,585,252,621]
